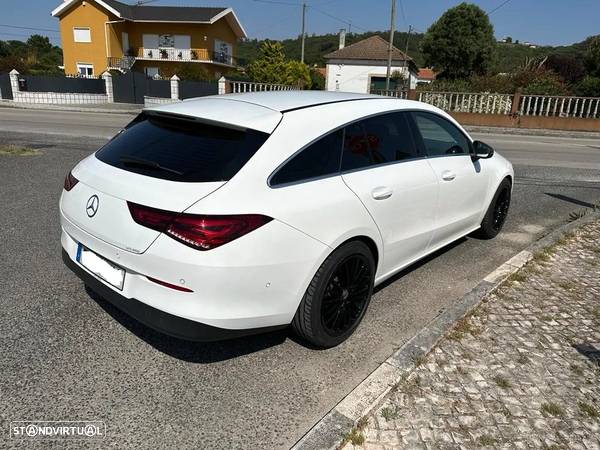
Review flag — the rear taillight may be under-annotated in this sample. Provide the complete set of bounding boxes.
[64,171,79,191]
[127,202,272,251]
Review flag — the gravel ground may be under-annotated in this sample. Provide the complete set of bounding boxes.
[352,219,600,450]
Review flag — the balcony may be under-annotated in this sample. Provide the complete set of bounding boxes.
[108,48,238,71]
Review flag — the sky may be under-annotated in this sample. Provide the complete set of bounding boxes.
[1,0,599,47]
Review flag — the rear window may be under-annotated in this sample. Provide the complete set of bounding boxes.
[95,113,269,182]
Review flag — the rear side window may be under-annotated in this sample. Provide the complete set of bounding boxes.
[412,112,470,157]
[341,112,419,171]
[270,129,344,186]
[95,113,269,182]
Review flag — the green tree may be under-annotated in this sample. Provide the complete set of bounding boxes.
[421,2,496,79]
[247,41,286,84]
[584,36,600,77]
[283,60,310,87]
[574,76,600,96]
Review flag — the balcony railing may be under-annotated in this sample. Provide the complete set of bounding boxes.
[107,48,238,72]
[137,48,236,66]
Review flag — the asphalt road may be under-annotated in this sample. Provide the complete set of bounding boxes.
[1,109,599,449]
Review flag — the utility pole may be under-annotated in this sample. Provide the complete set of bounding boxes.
[385,0,396,91]
[301,2,307,64]
[403,25,412,89]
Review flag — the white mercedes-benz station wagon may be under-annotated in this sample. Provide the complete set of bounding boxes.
[60,91,513,348]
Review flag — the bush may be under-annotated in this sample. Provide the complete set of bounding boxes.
[163,64,212,81]
[309,68,325,90]
[573,76,600,97]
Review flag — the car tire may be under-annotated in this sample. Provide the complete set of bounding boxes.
[292,241,375,348]
[477,178,512,239]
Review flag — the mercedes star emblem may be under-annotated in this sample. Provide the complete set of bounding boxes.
[86,195,99,218]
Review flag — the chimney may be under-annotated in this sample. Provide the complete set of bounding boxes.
[339,29,346,50]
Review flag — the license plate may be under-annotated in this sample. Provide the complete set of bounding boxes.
[76,244,125,290]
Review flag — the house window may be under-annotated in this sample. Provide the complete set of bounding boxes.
[159,34,175,48]
[145,67,159,78]
[73,27,91,43]
[214,39,232,64]
[76,63,94,77]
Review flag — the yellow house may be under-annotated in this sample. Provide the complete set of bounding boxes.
[51,0,247,78]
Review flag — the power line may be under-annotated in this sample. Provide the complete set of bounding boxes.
[311,6,367,32]
[0,23,60,34]
[251,0,301,6]
[488,0,514,15]
[398,0,407,29]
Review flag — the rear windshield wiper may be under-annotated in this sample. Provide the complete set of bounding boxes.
[119,156,185,176]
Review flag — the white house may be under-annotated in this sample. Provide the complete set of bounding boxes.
[324,35,417,94]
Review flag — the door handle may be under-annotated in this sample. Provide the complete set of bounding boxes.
[371,186,393,200]
[441,170,456,181]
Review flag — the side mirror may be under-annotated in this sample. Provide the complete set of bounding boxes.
[472,140,494,160]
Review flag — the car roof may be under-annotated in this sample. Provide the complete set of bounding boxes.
[218,91,384,112]
[145,91,420,134]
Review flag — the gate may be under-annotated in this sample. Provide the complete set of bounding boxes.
[112,71,147,104]
[179,80,218,99]
[0,72,13,99]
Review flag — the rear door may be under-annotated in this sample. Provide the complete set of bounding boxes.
[410,111,489,249]
[341,112,439,276]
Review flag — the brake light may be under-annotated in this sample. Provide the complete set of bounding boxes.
[127,202,272,250]
[64,171,79,191]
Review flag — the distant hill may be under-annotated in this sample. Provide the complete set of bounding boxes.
[238,31,595,74]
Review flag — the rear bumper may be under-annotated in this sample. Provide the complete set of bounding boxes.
[62,250,286,342]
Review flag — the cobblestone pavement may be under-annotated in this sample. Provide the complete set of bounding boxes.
[349,219,600,450]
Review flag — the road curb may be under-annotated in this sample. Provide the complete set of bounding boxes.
[291,212,600,450]
[0,101,140,115]
[465,125,600,139]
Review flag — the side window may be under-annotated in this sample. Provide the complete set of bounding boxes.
[341,112,419,171]
[412,112,470,157]
[270,129,343,186]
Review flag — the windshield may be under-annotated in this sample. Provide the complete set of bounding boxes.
[95,113,269,182]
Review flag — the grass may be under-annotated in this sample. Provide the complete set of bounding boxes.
[493,375,511,389]
[578,401,599,418]
[557,280,576,291]
[532,248,554,263]
[342,428,365,446]
[380,405,401,421]
[541,402,564,417]
[342,417,369,447]
[449,315,481,341]
[478,434,497,446]
[0,144,42,156]
[507,271,527,283]
[570,364,585,376]
[412,353,427,367]
[592,307,600,320]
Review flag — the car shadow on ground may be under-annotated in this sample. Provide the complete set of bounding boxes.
[86,286,288,363]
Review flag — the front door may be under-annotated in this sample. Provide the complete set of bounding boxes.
[341,112,439,277]
[410,111,489,249]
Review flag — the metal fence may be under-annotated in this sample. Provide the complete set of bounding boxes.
[519,95,600,119]
[146,79,171,98]
[418,92,513,115]
[180,80,218,99]
[0,72,12,99]
[228,80,300,93]
[371,89,408,99]
[20,74,105,94]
